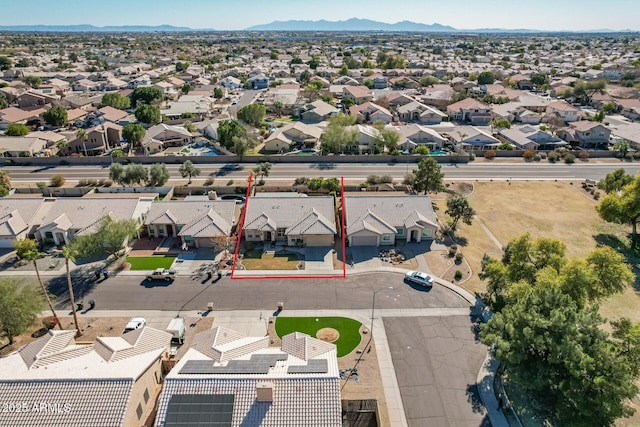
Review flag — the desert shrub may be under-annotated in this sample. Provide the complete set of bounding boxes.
[450,244,458,251]
[366,175,379,185]
[88,179,98,186]
[50,175,65,187]
[42,316,58,330]
[539,152,547,159]
[454,270,463,280]
[245,241,255,250]
[625,152,634,160]
[469,152,476,161]
[533,154,541,162]
[103,180,113,187]
[633,151,640,160]
[204,177,214,186]
[484,149,497,159]
[547,151,560,162]
[564,153,576,164]
[578,150,590,161]
[227,179,234,186]
[258,178,265,186]
[523,149,536,161]
[455,252,464,262]
[98,179,105,186]
[593,191,601,200]
[78,179,88,186]
[294,177,308,186]
[36,182,46,189]
[379,175,393,184]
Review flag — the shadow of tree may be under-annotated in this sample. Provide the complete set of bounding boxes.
[594,233,640,292]
[466,383,492,427]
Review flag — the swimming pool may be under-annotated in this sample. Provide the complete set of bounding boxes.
[430,150,450,156]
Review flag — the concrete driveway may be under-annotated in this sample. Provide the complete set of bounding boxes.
[384,315,491,427]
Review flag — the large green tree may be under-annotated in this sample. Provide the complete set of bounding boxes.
[237,104,266,127]
[14,239,62,330]
[372,121,400,153]
[0,56,11,70]
[135,104,161,125]
[481,284,639,426]
[0,279,44,345]
[43,105,68,127]
[445,195,476,231]
[147,163,170,187]
[320,114,357,154]
[73,216,140,259]
[410,157,444,195]
[217,119,246,149]
[22,75,42,88]
[130,86,163,106]
[5,123,29,136]
[109,163,126,186]
[179,160,201,184]
[477,71,495,85]
[597,174,640,246]
[101,93,131,110]
[122,123,146,150]
[123,163,148,186]
[598,168,633,194]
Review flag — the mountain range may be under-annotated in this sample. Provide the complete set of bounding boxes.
[0,20,631,33]
[0,25,197,32]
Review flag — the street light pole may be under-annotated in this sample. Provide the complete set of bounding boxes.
[370,286,394,346]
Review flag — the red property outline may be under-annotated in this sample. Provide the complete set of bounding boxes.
[230,175,347,280]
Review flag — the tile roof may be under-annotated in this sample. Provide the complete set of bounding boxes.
[285,209,336,236]
[155,330,341,427]
[346,196,437,235]
[145,201,237,237]
[243,196,336,236]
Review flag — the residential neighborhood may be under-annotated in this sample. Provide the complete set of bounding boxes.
[1,14,640,427]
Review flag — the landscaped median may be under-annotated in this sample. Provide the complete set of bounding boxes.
[274,316,362,357]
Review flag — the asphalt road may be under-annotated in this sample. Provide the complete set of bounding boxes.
[45,272,469,312]
[4,161,640,184]
[385,316,491,427]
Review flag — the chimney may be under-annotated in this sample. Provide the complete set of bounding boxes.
[256,382,273,402]
[207,191,217,200]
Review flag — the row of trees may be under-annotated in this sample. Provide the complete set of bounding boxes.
[108,163,170,187]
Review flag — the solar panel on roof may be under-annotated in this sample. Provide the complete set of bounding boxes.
[287,359,328,374]
[164,394,234,427]
[180,354,289,375]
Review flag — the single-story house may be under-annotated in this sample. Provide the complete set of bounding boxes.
[349,102,393,124]
[499,125,567,151]
[264,122,322,152]
[447,126,501,151]
[144,200,237,249]
[243,195,336,247]
[397,101,447,124]
[396,124,447,152]
[0,327,171,427]
[342,85,373,105]
[345,195,438,246]
[0,136,50,157]
[0,198,50,248]
[35,196,153,246]
[545,100,580,123]
[300,100,339,123]
[154,327,341,427]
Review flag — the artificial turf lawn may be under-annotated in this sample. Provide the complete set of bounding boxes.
[275,316,362,357]
[125,256,175,270]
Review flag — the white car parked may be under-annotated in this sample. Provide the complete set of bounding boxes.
[122,317,146,334]
[405,271,434,287]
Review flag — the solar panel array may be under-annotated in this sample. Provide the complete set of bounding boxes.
[164,394,234,427]
[287,359,328,374]
[180,354,289,375]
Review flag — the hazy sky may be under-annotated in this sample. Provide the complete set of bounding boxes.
[2,0,639,31]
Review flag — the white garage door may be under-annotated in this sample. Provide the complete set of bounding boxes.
[351,235,378,246]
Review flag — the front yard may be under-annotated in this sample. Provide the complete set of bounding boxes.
[125,256,175,270]
[239,249,302,270]
[274,316,363,357]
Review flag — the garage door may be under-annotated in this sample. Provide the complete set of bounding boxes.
[0,238,15,248]
[351,235,378,246]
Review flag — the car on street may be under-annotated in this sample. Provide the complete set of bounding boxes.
[405,271,434,287]
[147,268,177,282]
[122,317,146,334]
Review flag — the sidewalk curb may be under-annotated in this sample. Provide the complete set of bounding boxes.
[477,352,510,427]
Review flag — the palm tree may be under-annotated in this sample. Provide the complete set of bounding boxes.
[14,239,63,330]
[62,245,82,337]
[76,129,88,157]
[56,139,68,156]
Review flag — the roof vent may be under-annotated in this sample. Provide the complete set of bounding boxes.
[256,382,274,402]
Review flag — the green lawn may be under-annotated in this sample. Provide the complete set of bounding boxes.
[126,256,175,270]
[241,250,300,270]
[275,316,362,357]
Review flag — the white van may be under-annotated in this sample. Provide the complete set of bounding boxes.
[166,318,186,344]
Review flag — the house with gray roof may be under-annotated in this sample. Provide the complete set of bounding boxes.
[154,327,341,427]
[0,327,171,427]
[243,196,336,247]
[499,125,567,150]
[35,196,153,246]
[345,195,438,246]
[144,200,238,249]
[0,198,51,248]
